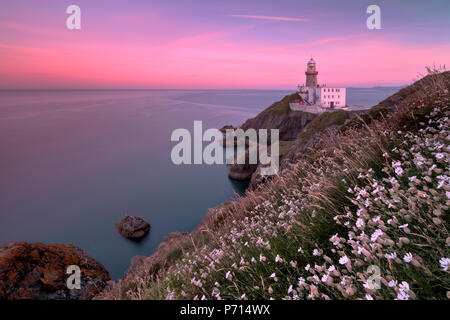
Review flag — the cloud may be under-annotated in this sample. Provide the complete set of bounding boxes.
[227,14,309,22]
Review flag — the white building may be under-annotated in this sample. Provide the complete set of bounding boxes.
[290,58,348,113]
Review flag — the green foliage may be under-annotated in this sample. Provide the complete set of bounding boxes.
[270,93,301,115]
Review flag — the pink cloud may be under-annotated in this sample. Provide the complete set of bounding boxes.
[227,14,310,22]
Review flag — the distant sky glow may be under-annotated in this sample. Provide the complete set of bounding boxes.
[0,0,449,89]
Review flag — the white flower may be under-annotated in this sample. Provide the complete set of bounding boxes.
[288,285,294,294]
[225,271,232,280]
[298,277,306,286]
[259,254,266,262]
[339,256,349,265]
[305,264,311,271]
[396,291,409,300]
[270,273,276,278]
[365,294,374,300]
[356,218,365,229]
[399,281,410,292]
[403,253,413,263]
[313,249,320,256]
[385,252,397,259]
[298,247,304,253]
[240,293,246,299]
[439,257,450,271]
[370,229,383,242]
[398,224,408,229]
[395,167,404,176]
[388,280,398,287]
[436,153,445,160]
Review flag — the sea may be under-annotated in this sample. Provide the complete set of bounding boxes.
[0,87,402,279]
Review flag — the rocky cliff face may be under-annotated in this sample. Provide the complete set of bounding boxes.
[228,93,317,181]
[240,93,317,141]
[0,242,110,300]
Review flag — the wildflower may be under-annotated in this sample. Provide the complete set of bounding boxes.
[290,261,298,268]
[397,291,409,300]
[298,247,304,253]
[305,264,311,271]
[225,271,232,280]
[388,280,398,287]
[356,218,365,229]
[359,189,369,198]
[259,254,266,262]
[439,257,450,271]
[288,285,294,294]
[268,286,273,294]
[275,254,283,263]
[385,252,397,259]
[365,294,374,300]
[339,256,349,265]
[298,277,306,286]
[436,153,445,160]
[398,224,408,229]
[403,253,413,263]
[313,249,320,256]
[240,293,246,299]
[370,229,383,242]
[399,281,410,292]
[395,167,404,176]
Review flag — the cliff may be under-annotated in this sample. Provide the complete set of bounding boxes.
[98,71,450,300]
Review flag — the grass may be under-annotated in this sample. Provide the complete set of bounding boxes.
[296,110,350,146]
[270,93,301,115]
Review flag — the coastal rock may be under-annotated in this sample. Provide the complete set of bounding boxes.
[228,148,259,181]
[115,216,150,240]
[0,242,110,300]
[240,93,317,141]
[219,125,235,133]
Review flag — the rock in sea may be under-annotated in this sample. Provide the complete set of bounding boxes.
[115,215,150,240]
[0,242,110,300]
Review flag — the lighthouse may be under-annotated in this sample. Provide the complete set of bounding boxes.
[291,58,348,113]
[305,58,318,88]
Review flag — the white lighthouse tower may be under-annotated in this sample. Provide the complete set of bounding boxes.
[290,58,348,113]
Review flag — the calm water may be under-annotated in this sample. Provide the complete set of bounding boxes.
[0,87,400,278]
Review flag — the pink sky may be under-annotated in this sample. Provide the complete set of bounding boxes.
[0,1,449,89]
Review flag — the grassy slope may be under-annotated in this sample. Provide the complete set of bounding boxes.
[295,110,350,147]
[99,73,450,300]
[270,92,301,114]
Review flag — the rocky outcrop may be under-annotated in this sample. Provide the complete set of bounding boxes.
[240,93,317,141]
[228,148,259,181]
[0,242,110,300]
[115,216,150,240]
[226,93,317,181]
